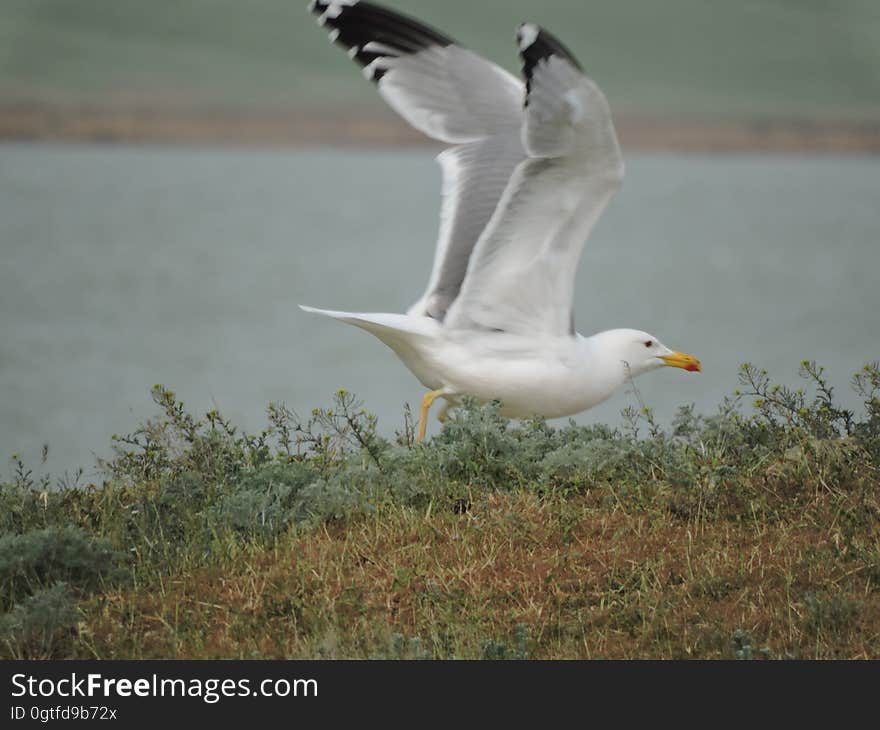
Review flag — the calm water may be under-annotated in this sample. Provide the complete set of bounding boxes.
[1,144,878,475]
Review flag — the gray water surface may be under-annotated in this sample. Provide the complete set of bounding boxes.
[1,144,878,475]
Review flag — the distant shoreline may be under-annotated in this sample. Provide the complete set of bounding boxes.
[2,102,879,153]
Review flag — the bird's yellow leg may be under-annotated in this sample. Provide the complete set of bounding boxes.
[417,388,445,443]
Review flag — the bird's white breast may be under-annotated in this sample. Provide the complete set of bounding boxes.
[424,331,626,418]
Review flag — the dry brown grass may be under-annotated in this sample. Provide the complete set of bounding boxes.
[80,484,879,660]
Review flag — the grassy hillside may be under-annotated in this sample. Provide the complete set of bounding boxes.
[1,0,879,121]
[1,361,879,659]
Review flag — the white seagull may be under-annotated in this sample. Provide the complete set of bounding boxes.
[302,0,701,442]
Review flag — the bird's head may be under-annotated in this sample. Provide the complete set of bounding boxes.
[596,329,702,378]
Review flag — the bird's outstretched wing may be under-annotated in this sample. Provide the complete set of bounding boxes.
[309,0,526,320]
[444,24,624,337]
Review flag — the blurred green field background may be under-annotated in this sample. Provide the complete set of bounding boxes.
[1,0,879,121]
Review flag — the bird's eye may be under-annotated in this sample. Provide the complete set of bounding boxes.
[644,340,653,348]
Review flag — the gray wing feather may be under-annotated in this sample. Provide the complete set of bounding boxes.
[444,25,624,337]
[310,1,526,320]
[410,133,524,319]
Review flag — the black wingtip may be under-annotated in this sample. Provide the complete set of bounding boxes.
[517,23,583,100]
[310,0,454,83]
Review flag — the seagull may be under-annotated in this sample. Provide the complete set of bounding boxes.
[301,0,701,442]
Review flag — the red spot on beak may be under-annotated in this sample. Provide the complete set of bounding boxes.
[685,363,700,372]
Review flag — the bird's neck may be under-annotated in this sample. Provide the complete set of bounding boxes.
[579,331,634,388]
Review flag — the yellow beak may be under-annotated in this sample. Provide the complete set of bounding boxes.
[660,351,702,372]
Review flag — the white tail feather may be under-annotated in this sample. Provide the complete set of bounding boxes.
[299,305,442,389]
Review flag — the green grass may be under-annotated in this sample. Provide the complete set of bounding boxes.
[1,0,879,120]
[1,361,879,659]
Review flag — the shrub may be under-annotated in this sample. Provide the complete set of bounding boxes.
[210,461,317,535]
[0,583,79,659]
[0,526,123,612]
